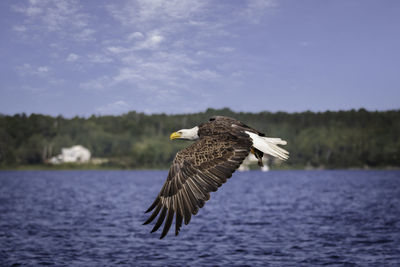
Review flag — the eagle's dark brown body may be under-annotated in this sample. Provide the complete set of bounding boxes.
[143,116,282,238]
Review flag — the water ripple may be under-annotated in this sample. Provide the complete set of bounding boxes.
[0,170,399,266]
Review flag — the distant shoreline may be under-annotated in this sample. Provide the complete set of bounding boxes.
[1,108,399,169]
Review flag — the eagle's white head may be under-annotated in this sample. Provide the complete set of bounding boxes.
[170,126,199,141]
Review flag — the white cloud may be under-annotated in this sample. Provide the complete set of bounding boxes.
[16,63,50,76]
[133,32,164,50]
[12,0,93,42]
[6,1,282,115]
[12,25,27,32]
[112,50,200,85]
[107,0,206,26]
[104,0,278,58]
[13,63,65,94]
[110,50,220,91]
[66,53,79,62]
[184,69,220,80]
[107,46,129,54]
[79,76,111,91]
[196,50,213,57]
[243,0,277,23]
[107,32,165,53]
[14,0,87,31]
[13,5,43,17]
[155,52,196,65]
[96,100,131,115]
[37,66,49,73]
[74,28,96,42]
[88,54,113,63]
[218,46,235,53]
[128,32,144,40]
[149,34,163,45]
[111,68,132,82]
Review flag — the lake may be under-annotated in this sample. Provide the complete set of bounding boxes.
[1,170,400,266]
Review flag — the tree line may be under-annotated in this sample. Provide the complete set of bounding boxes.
[0,108,399,169]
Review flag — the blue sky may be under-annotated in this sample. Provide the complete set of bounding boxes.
[0,0,399,117]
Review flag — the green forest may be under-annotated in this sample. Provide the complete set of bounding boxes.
[0,108,399,170]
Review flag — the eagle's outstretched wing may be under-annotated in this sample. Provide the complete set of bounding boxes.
[143,132,252,239]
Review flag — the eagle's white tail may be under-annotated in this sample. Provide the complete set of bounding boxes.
[245,131,289,161]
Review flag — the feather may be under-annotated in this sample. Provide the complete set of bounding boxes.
[203,170,224,186]
[245,131,289,160]
[171,178,179,195]
[151,206,167,233]
[192,174,211,191]
[185,182,203,212]
[182,185,196,211]
[176,193,186,223]
[176,172,186,185]
[143,202,162,225]
[145,196,160,213]
[196,172,218,191]
[208,168,227,182]
[191,178,210,200]
[175,211,183,236]
[180,189,193,224]
[198,199,205,208]
[178,191,191,225]
[160,206,174,239]
[174,176,182,190]
[166,181,173,196]
[215,165,233,176]
[222,161,239,170]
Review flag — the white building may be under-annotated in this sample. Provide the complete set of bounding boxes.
[50,145,91,164]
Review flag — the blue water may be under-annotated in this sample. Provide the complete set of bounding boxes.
[0,170,400,266]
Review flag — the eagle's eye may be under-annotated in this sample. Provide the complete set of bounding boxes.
[209,118,215,121]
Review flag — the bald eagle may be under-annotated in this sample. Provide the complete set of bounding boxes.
[143,116,289,238]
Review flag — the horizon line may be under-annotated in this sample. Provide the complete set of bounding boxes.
[1,107,399,119]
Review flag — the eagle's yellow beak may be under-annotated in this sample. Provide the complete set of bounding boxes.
[170,132,181,140]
